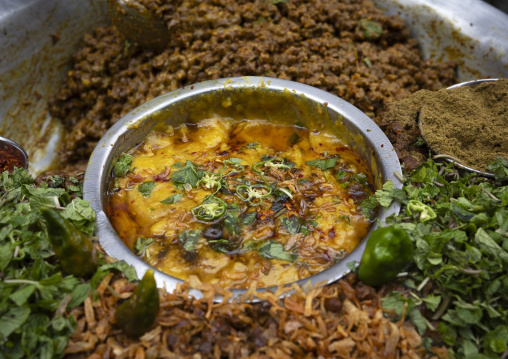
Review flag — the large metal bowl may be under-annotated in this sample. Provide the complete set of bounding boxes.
[83,77,402,298]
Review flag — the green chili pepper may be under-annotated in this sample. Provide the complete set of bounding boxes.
[196,171,223,194]
[406,200,437,223]
[115,269,159,338]
[236,184,272,206]
[358,226,413,287]
[191,195,227,221]
[40,207,97,278]
[253,157,291,184]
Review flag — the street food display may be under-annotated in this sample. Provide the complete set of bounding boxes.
[1,0,507,358]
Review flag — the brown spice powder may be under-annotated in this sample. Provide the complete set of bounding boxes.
[420,79,508,171]
[378,79,508,172]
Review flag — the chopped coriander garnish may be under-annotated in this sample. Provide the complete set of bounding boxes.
[171,160,203,188]
[306,158,338,170]
[113,153,133,177]
[160,193,184,204]
[134,237,155,256]
[138,181,156,198]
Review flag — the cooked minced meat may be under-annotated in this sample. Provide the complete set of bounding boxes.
[49,0,456,163]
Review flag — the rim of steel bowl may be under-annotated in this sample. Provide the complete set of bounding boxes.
[83,76,402,301]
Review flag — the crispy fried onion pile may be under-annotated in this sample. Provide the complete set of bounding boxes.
[64,269,448,359]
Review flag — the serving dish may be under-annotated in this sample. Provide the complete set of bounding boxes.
[83,77,402,297]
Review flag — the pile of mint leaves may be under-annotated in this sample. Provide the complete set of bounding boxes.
[0,169,136,359]
[361,157,508,358]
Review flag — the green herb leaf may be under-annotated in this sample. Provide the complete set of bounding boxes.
[160,193,183,205]
[258,240,297,262]
[224,211,241,235]
[138,181,156,198]
[208,239,232,253]
[179,230,202,252]
[61,198,96,236]
[360,195,378,219]
[281,215,300,234]
[240,212,257,225]
[486,156,508,182]
[289,133,300,146]
[134,237,155,256]
[305,158,338,171]
[171,160,203,187]
[113,153,133,177]
[414,136,426,147]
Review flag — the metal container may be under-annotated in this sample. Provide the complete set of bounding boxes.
[83,77,402,298]
[1,0,507,174]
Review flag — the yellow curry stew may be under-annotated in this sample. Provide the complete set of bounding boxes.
[107,118,374,289]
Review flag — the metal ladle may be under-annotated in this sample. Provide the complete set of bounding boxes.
[108,0,171,52]
[0,136,29,171]
[418,78,500,179]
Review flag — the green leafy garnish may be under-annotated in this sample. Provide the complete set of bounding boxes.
[414,136,426,147]
[208,239,232,253]
[113,153,133,177]
[171,160,203,187]
[178,230,202,253]
[281,215,300,234]
[0,168,136,358]
[305,158,338,171]
[258,240,298,262]
[160,193,184,205]
[61,198,96,236]
[138,181,156,198]
[240,212,257,226]
[134,237,155,256]
[224,210,241,235]
[289,132,300,146]
[486,156,508,182]
[376,158,508,357]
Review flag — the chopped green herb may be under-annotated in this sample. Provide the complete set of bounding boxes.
[134,237,155,256]
[281,215,300,234]
[240,212,257,226]
[172,162,183,169]
[363,57,372,68]
[224,211,241,236]
[160,193,184,205]
[208,239,232,253]
[113,153,133,177]
[414,136,426,147]
[486,156,508,182]
[258,240,298,262]
[178,230,202,253]
[171,160,203,187]
[335,170,348,181]
[306,158,338,171]
[138,181,156,198]
[289,132,300,146]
